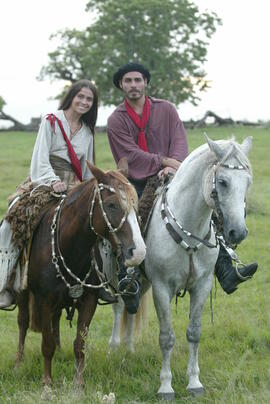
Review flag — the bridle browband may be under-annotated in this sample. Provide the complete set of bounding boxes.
[50,182,129,300]
[161,148,250,254]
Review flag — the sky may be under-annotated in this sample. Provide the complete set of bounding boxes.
[0,0,270,128]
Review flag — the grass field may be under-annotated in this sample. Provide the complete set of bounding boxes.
[0,127,269,403]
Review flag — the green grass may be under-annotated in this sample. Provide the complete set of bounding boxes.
[0,127,269,403]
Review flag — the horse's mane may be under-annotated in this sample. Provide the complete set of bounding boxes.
[106,170,139,212]
[180,137,252,174]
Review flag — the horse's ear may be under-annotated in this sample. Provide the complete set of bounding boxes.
[240,136,253,156]
[204,132,225,161]
[117,157,129,178]
[86,160,107,183]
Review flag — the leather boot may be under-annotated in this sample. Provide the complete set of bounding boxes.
[215,244,258,294]
[117,261,140,314]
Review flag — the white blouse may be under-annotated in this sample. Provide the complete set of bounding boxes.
[30,110,94,185]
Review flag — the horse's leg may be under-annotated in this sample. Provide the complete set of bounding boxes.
[52,308,62,350]
[16,289,30,365]
[122,311,135,352]
[41,302,55,386]
[186,275,212,395]
[153,283,175,400]
[109,299,125,349]
[73,293,97,387]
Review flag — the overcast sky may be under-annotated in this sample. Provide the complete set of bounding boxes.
[1,0,269,127]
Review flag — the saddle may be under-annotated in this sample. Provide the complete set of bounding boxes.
[5,182,59,250]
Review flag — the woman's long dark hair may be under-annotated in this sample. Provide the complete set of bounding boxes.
[59,80,98,135]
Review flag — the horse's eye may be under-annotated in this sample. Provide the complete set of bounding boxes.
[106,202,117,211]
[218,179,227,187]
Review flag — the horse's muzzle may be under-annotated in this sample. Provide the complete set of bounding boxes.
[123,242,146,267]
[226,227,248,245]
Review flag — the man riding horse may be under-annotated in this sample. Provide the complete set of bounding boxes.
[107,62,258,313]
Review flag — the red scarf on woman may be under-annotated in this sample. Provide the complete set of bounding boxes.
[46,113,82,182]
[125,96,151,152]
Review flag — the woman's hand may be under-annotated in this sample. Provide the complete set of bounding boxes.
[52,181,67,193]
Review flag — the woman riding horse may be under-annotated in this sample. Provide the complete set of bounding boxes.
[0,79,110,307]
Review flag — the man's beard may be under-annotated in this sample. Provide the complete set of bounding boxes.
[125,89,144,100]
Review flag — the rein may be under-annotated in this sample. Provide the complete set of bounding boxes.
[161,187,216,254]
[50,182,128,300]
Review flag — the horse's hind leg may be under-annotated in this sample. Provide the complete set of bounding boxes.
[121,311,136,352]
[109,299,125,349]
[153,284,175,400]
[74,293,97,388]
[16,289,30,366]
[186,276,212,395]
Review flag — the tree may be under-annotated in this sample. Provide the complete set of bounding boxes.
[0,96,26,130]
[0,96,40,131]
[39,0,221,106]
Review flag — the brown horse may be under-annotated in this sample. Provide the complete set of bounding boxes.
[16,161,146,387]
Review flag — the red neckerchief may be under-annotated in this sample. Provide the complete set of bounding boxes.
[124,96,151,152]
[46,113,83,182]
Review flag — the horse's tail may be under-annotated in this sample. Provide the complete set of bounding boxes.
[120,287,151,340]
[29,292,42,332]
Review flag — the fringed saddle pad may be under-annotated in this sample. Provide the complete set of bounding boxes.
[138,174,172,236]
[5,183,59,250]
[138,175,160,232]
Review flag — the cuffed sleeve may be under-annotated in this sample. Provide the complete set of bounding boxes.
[30,118,61,185]
[168,104,188,162]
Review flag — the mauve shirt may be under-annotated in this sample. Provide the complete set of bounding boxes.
[107,97,188,181]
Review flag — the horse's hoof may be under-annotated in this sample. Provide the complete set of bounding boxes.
[187,386,204,396]
[14,357,23,369]
[157,392,175,401]
[41,385,56,400]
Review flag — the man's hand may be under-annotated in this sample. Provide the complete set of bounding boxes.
[162,157,181,171]
[52,181,67,193]
[158,167,177,178]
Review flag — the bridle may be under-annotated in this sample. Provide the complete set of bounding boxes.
[89,182,127,236]
[210,143,250,239]
[50,182,129,300]
[161,147,250,254]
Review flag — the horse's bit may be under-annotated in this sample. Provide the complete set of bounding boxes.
[50,182,128,300]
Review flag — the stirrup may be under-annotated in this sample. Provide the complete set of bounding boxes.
[235,262,253,281]
[0,303,17,311]
[118,276,140,296]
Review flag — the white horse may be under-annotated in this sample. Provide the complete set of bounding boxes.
[108,135,253,400]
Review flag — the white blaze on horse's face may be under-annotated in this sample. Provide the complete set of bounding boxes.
[206,135,253,245]
[118,189,146,267]
[125,208,146,267]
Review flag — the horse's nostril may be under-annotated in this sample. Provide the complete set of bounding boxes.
[127,246,134,258]
[229,229,236,241]
[228,228,248,244]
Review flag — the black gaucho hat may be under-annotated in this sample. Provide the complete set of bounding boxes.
[113,62,151,89]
